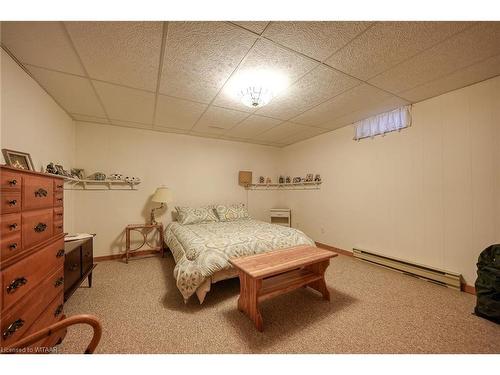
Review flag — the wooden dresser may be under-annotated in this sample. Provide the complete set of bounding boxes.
[0,165,66,351]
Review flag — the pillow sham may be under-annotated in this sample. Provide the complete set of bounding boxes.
[215,203,249,222]
[175,206,219,225]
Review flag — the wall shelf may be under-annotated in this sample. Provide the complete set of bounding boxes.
[245,181,322,191]
[62,176,140,191]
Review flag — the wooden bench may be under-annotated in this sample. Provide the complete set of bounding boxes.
[229,245,338,331]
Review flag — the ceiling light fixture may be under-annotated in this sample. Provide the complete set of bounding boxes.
[226,70,289,109]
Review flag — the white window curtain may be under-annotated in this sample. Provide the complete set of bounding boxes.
[353,105,411,141]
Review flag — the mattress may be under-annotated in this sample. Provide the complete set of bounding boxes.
[165,219,315,300]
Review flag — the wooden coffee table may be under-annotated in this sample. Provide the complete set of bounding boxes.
[229,245,338,331]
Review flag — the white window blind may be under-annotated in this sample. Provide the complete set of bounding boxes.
[353,105,411,141]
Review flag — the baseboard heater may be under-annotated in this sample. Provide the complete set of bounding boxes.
[352,248,462,290]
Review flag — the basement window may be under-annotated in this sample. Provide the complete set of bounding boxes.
[353,105,411,141]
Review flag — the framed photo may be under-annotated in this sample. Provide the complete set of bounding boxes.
[2,149,35,171]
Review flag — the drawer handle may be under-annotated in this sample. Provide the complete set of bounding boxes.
[56,249,65,258]
[56,198,63,202]
[34,188,48,197]
[56,225,63,230]
[9,223,18,230]
[56,184,63,189]
[34,223,47,232]
[8,179,18,186]
[8,242,18,250]
[2,319,24,340]
[54,277,64,287]
[6,277,27,294]
[56,213,63,217]
[70,263,79,271]
[54,304,64,317]
[8,199,17,206]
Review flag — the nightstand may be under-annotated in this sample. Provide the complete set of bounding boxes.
[125,223,164,263]
[270,208,291,227]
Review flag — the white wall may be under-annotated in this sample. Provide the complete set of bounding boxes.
[0,49,76,232]
[281,76,500,284]
[74,122,282,257]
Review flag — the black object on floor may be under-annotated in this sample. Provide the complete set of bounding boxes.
[474,244,500,324]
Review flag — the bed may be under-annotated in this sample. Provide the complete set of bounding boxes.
[165,218,315,303]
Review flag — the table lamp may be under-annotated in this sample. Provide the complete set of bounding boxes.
[150,186,173,225]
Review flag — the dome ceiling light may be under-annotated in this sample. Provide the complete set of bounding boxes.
[226,70,289,109]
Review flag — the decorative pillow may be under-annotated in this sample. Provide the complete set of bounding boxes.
[215,203,249,222]
[175,206,219,225]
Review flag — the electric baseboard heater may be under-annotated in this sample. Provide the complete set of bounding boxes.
[352,248,462,290]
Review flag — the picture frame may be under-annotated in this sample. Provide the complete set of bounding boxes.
[2,149,35,171]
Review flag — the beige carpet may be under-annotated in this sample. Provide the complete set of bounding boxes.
[58,252,499,354]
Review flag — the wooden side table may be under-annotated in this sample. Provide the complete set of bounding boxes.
[125,223,164,263]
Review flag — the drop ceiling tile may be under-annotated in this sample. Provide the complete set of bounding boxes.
[154,126,191,135]
[26,65,105,117]
[154,94,207,130]
[326,21,473,80]
[256,65,361,120]
[189,131,223,139]
[65,22,163,91]
[369,22,500,94]
[192,106,249,134]
[291,84,394,126]
[71,113,109,124]
[399,54,500,102]
[232,21,270,34]
[225,115,282,139]
[280,125,329,145]
[214,38,318,111]
[262,21,372,61]
[93,81,155,124]
[110,119,153,130]
[1,22,85,75]
[255,121,311,142]
[159,22,257,103]
[320,95,410,131]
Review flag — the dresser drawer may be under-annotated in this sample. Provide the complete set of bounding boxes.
[22,209,53,249]
[0,232,22,263]
[20,292,64,350]
[53,207,64,222]
[1,192,21,214]
[54,192,64,207]
[64,248,81,292]
[53,179,64,192]
[271,212,290,218]
[0,170,22,191]
[0,213,21,236]
[22,175,54,210]
[82,239,94,275]
[1,238,64,311]
[0,267,63,346]
[53,220,64,235]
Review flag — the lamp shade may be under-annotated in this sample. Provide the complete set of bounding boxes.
[152,186,173,203]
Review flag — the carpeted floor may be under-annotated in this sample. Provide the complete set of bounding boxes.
[58,252,499,354]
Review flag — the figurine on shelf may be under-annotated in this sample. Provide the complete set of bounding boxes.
[109,173,124,181]
[285,176,291,184]
[71,168,85,179]
[314,174,322,182]
[46,162,58,175]
[125,176,141,184]
[87,172,106,181]
[265,177,272,184]
[279,176,284,184]
[305,173,314,182]
[293,177,301,183]
[259,176,265,184]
